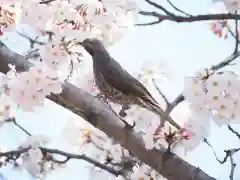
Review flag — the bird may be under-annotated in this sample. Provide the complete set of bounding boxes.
[81,38,181,129]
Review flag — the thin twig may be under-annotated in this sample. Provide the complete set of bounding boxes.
[204,139,240,180]
[5,118,31,136]
[233,11,239,54]
[228,125,240,139]
[135,20,163,26]
[39,0,57,4]
[204,139,225,163]
[17,31,45,48]
[143,0,177,20]
[166,0,192,16]
[210,51,240,71]
[227,27,240,45]
[138,11,240,25]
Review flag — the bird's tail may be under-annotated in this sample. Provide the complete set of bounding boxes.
[140,101,181,129]
[152,104,181,129]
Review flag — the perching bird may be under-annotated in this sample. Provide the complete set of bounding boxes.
[81,38,180,129]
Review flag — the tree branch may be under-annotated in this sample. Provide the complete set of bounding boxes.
[138,11,240,25]
[4,118,123,176]
[0,41,216,180]
[0,146,122,176]
[204,139,240,180]
[138,0,240,26]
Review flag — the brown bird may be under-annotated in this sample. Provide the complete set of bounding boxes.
[81,38,180,129]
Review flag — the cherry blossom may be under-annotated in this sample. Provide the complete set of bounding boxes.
[188,103,212,121]
[20,135,51,148]
[142,120,164,150]
[209,2,229,39]
[1,0,138,46]
[75,71,99,95]
[130,164,149,179]
[99,147,122,165]
[183,76,206,104]
[15,135,51,178]
[0,95,17,120]
[21,154,42,178]
[184,70,240,131]
[138,60,169,86]
[28,147,44,163]
[115,175,125,180]
[222,0,240,11]
[62,120,94,152]
[2,63,62,112]
[0,3,21,35]
[1,0,234,179]
[39,37,71,69]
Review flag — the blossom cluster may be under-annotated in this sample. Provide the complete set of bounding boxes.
[0,135,65,179]
[0,1,138,119]
[115,163,166,180]
[184,70,240,126]
[0,0,240,179]
[210,0,240,39]
[1,0,138,45]
[140,69,240,155]
[0,3,19,35]
[0,0,138,119]
[0,63,62,119]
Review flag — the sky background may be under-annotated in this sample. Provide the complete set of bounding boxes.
[0,0,240,179]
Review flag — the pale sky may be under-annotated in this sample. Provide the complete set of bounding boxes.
[0,0,240,179]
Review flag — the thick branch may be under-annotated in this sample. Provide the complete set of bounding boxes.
[0,41,215,180]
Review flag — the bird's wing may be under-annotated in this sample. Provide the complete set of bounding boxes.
[101,57,159,106]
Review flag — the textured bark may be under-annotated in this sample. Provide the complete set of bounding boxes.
[0,41,216,180]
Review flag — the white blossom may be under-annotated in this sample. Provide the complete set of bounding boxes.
[138,60,169,86]
[21,154,42,178]
[20,135,51,148]
[130,164,148,180]
[222,0,240,11]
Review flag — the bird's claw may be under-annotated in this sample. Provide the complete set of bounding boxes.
[120,117,135,129]
[95,93,105,100]
[119,110,127,117]
[119,104,130,117]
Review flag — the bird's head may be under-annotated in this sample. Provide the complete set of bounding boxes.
[81,38,106,56]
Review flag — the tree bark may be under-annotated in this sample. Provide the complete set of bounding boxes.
[0,41,216,180]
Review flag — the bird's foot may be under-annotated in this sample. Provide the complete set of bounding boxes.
[119,111,127,117]
[120,117,136,129]
[95,93,105,100]
[95,93,111,107]
[119,105,130,117]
